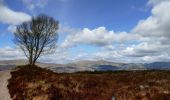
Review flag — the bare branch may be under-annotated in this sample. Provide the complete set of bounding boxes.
[13,14,59,65]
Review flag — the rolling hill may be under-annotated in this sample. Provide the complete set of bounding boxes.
[0,60,170,72]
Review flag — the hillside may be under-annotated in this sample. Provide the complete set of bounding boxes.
[8,65,170,100]
[1,60,170,73]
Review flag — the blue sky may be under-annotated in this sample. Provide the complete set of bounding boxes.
[3,0,150,30]
[0,0,170,63]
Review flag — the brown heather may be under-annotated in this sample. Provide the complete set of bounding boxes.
[8,65,170,100]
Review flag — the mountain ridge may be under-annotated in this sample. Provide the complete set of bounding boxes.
[0,59,170,72]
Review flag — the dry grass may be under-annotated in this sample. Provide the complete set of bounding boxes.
[8,65,170,100]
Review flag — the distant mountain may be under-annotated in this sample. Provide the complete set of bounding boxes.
[120,63,146,70]
[0,60,170,72]
[145,62,170,70]
[51,61,170,72]
[59,60,146,72]
[0,59,28,65]
[0,59,27,71]
[0,65,15,71]
[91,65,120,71]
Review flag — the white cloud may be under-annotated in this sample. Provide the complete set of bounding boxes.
[133,1,170,38]
[61,27,140,49]
[56,0,170,63]
[148,0,170,6]
[21,0,48,11]
[7,25,16,33]
[0,46,25,60]
[58,25,81,34]
[125,0,170,62]
[0,3,31,25]
[0,46,71,63]
[123,42,170,57]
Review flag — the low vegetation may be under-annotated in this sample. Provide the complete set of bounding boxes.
[8,65,170,100]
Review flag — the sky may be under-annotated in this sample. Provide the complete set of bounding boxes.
[0,0,170,64]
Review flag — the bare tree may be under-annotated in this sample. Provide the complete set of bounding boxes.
[14,14,59,65]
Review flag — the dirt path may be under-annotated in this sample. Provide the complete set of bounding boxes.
[0,71,12,100]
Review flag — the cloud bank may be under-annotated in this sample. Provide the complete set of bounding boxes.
[57,0,170,63]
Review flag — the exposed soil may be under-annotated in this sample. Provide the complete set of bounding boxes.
[0,71,12,100]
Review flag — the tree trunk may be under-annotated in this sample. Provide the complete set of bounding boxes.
[29,57,33,65]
